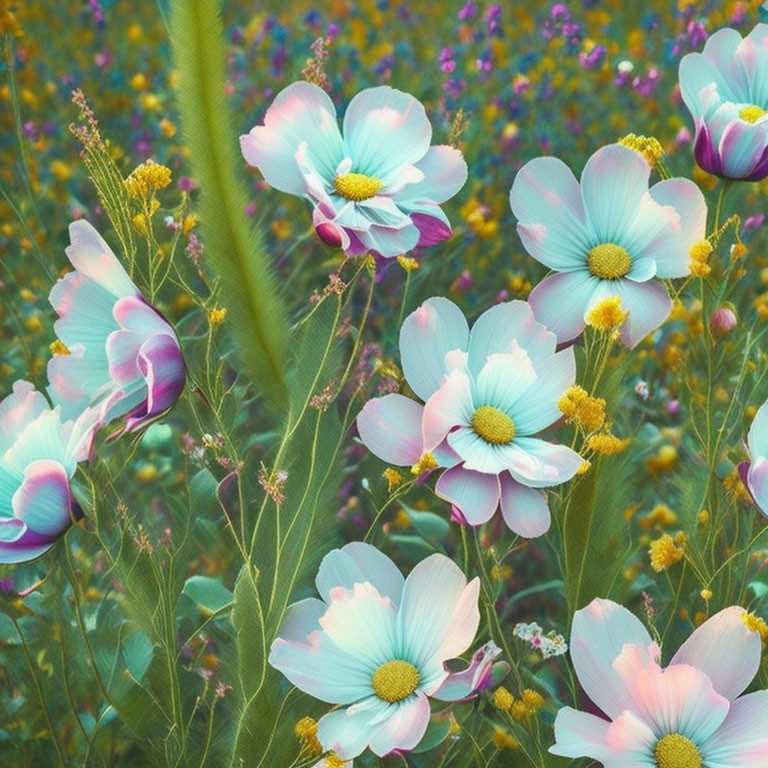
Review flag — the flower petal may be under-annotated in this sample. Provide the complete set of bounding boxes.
[748,399,768,460]
[430,641,501,702]
[400,145,467,203]
[528,270,599,345]
[240,81,343,195]
[499,473,551,538]
[502,438,582,488]
[399,298,469,401]
[549,707,611,760]
[704,690,768,767]
[357,394,424,467]
[569,598,655,718]
[342,86,432,178]
[315,542,405,606]
[368,691,431,757]
[434,465,500,526]
[0,381,49,456]
[317,699,390,759]
[11,459,73,539]
[670,606,762,701]
[422,371,474,453]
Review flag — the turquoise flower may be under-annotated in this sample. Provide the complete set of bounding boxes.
[269,543,496,760]
[240,82,467,259]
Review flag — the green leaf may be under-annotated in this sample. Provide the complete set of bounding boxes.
[169,0,291,410]
[181,576,233,613]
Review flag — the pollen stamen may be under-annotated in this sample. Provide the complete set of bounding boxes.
[334,172,383,202]
[654,733,702,768]
[372,660,420,703]
[471,406,516,445]
[587,243,632,280]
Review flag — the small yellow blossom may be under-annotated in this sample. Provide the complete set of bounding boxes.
[49,339,70,357]
[493,686,515,711]
[558,386,606,432]
[577,460,592,475]
[618,133,664,168]
[521,689,545,713]
[383,468,403,492]
[697,509,710,527]
[640,504,677,530]
[649,532,685,572]
[411,452,437,476]
[585,296,627,331]
[492,726,520,750]
[397,255,420,271]
[586,432,631,455]
[208,306,227,326]
[124,159,172,199]
[743,612,768,644]
[700,589,713,601]
[647,445,678,476]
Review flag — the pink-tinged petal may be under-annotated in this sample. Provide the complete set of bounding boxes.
[639,178,707,278]
[468,300,557,373]
[124,333,186,431]
[502,438,582,489]
[434,465,500,526]
[0,381,49,455]
[705,691,768,766]
[422,371,474,453]
[509,156,590,271]
[499,473,551,538]
[11,459,73,538]
[277,598,327,642]
[316,542,405,606]
[719,118,768,179]
[431,641,501,702]
[528,270,599,345]
[399,298,469,401]
[368,692,430,757]
[0,527,58,564]
[569,598,655,719]
[670,606,762,701]
[511,348,576,436]
[604,710,656,758]
[397,554,480,680]
[474,348,537,412]
[588,278,672,349]
[106,329,144,385]
[410,206,452,247]
[613,644,730,742]
[402,145,468,203]
[66,220,137,299]
[342,86,432,178]
[549,707,611,760]
[357,394,425,467]
[356,219,421,260]
[112,295,173,336]
[747,399,768,459]
[317,699,391,759]
[240,82,343,194]
[747,456,768,517]
[0,518,26,543]
[319,582,398,668]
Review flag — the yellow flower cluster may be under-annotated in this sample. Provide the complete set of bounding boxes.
[649,532,686,572]
[743,612,768,644]
[492,726,520,750]
[618,133,664,168]
[460,197,498,238]
[294,716,322,755]
[383,468,403,492]
[640,503,677,530]
[688,239,713,277]
[586,432,630,455]
[397,255,420,272]
[411,452,437,476]
[124,159,172,199]
[585,296,627,331]
[208,306,228,326]
[493,687,546,721]
[558,386,606,432]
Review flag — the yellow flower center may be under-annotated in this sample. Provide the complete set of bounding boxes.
[334,172,383,201]
[471,406,516,445]
[372,660,420,703]
[587,243,631,280]
[740,104,767,124]
[654,733,702,768]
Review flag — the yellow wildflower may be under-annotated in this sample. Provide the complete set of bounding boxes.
[124,159,172,199]
[383,468,403,492]
[208,306,227,326]
[411,452,437,476]
[492,686,515,712]
[618,133,664,168]
[649,532,685,572]
[586,432,631,455]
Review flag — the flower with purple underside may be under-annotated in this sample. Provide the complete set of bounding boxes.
[551,597,768,765]
[357,298,582,537]
[240,82,467,259]
[0,381,99,564]
[510,143,707,348]
[680,24,768,181]
[269,542,492,760]
[739,397,768,518]
[47,220,186,434]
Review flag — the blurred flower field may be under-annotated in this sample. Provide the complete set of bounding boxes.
[3,0,768,765]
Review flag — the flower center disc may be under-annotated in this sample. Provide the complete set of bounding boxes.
[587,243,631,279]
[372,660,420,703]
[740,104,767,124]
[471,406,516,445]
[654,733,702,768]
[334,172,383,201]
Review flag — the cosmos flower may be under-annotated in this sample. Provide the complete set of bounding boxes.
[357,298,582,537]
[680,24,768,181]
[269,542,494,760]
[47,220,186,433]
[509,143,707,347]
[0,381,97,563]
[739,397,768,517]
[551,597,768,766]
[240,82,467,259]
